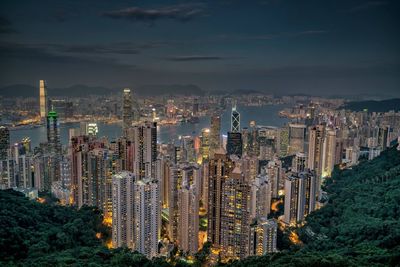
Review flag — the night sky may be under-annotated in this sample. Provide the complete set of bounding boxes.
[0,0,399,96]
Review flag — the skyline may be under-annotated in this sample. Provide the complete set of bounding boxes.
[1,0,399,97]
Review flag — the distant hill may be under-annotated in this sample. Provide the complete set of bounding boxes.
[0,84,206,97]
[343,98,400,112]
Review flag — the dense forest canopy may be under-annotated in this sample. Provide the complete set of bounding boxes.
[1,145,399,266]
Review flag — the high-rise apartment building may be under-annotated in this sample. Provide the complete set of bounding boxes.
[133,122,158,179]
[284,171,316,225]
[249,217,277,256]
[321,128,337,179]
[308,125,325,179]
[207,149,234,246]
[112,171,135,249]
[177,182,199,255]
[133,177,160,259]
[220,167,250,260]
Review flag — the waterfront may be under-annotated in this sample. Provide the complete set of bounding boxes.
[9,104,289,147]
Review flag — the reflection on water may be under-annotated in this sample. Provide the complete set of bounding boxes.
[10,105,289,147]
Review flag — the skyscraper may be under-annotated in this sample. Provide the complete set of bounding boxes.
[288,123,306,155]
[200,128,210,162]
[227,132,243,158]
[133,122,158,179]
[220,166,250,260]
[177,182,199,255]
[0,126,9,160]
[284,171,316,225]
[47,109,62,155]
[210,115,221,157]
[308,125,325,179]
[122,88,133,130]
[112,171,135,249]
[133,177,160,259]
[231,102,240,133]
[321,128,337,179]
[39,80,48,120]
[207,148,234,246]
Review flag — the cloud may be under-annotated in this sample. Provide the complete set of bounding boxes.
[54,44,141,55]
[101,3,205,23]
[0,16,17,34]
[164,55,227,61]
[346,1,388,12]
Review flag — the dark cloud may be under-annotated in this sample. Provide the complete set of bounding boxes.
[0,16,17,34]
[165,55,227,61]
[101,3,205,23]
[55,44,140,55]
[347,1,388,12]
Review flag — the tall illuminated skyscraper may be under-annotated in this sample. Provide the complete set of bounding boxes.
[207,148,234,246]
[47,109,62,156]
[231,102,240,133]
[200,128,210,162]
[122,88,133,130]
[227,132,243,158]
[133,177,160,259]
[112,171,135,249]
[39,80,48,120]
[220,166,250,260]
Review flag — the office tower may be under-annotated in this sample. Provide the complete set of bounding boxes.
[220,167,250,260]
[249,218,278,256]
[12,143,32,188]
[47,110,62,156]
[292,152,307,173]
[133,122,157,179]
[210,115,221,157]
[227,132,243,158]
[207,149,234,246]
[250,173,271,219]
[288,123,306,155]
[246,124,260,157]
[321,128,336,179]
[266,158,283,198]
[200,128,210,162]
[231,102,240,132]
[112,171,135,249]
[133,178,160,259]
[284,171,316,225]
[308,125,325,179]
[39,80,48,119]
[122,88,133,130]
[177,182,199,255]
[21,137,31,154]
[0,126,9,160]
